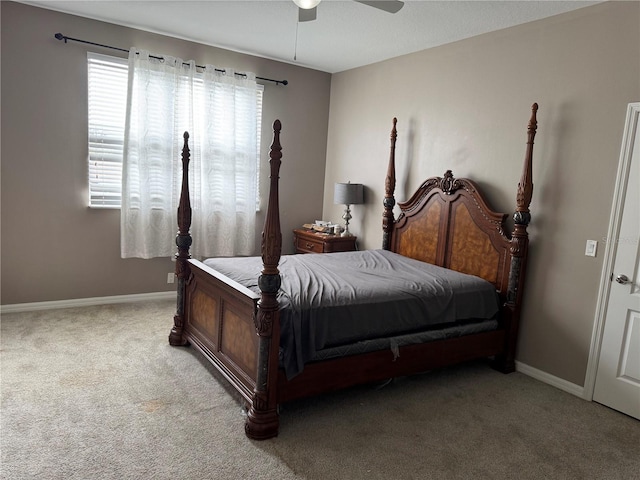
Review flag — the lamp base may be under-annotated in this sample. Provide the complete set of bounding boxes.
[341,204,353,238]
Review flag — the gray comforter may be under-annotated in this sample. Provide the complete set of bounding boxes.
[204,249,499,379]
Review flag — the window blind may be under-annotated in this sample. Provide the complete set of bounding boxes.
[87,53,128,208]
[87,53,263,210]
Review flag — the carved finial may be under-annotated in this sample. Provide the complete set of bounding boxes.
[382,117,398,250]
[177,132,192,238]
[515,103,538,225]
[440,170,461,194]
[529,103,538,134]
[386,118,397,195]
[261,120,283,277]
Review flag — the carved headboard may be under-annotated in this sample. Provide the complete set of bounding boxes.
[382,104,538,305]
[391,172,511,295]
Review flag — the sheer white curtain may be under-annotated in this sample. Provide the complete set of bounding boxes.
[121,49,259,259]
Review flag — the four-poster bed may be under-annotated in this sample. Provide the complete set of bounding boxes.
[169,104,539,440]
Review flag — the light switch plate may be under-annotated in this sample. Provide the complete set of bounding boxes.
[585,239,598,257]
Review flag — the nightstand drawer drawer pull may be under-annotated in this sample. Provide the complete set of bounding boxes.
[305,242,315,249]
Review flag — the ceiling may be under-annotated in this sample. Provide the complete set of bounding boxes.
[21,0,598,73]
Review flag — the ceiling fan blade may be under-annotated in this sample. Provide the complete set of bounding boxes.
[353,0,404,14]
[298,6,317,22]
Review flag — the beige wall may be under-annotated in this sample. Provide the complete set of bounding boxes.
[322,1,640,386]
[1,2,331,304]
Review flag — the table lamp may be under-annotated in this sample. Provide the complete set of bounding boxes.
[334,182,364,237]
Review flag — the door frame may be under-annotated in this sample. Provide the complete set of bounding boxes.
[584,102,640,401]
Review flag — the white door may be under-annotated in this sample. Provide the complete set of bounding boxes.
[593,103,640,420]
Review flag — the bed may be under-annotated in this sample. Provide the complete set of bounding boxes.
[169,103,539,440]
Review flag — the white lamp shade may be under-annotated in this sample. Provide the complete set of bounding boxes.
[334,182,364,205]
[293,0,321,9]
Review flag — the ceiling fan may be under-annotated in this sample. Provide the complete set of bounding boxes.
[293,0,404,22]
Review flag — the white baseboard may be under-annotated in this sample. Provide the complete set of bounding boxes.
[1,291,177,314]
[516,361,585,399]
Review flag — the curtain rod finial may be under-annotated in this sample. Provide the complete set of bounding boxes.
[54,33,66,42]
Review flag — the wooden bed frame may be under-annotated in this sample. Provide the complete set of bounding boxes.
[169,104,539,440]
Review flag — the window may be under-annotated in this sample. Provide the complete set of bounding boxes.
[87,53,127,208]
[87,53,263,209]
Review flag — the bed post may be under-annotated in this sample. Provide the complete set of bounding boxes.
[497,103,538,372]
[382,117,398,249]
[169,132,192,347]
[246,120,283,440]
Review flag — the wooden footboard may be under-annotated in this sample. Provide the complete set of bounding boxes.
[167,132,262,398]
[183,259,260,403]
[170,120,284,440]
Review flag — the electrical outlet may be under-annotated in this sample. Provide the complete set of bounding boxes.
[167,272,175,284]
[585,240,598,257]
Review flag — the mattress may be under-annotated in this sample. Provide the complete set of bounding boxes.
[204,249,499,379]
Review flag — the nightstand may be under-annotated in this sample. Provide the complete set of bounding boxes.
[293,228,357,254]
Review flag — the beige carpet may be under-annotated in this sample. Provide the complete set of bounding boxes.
[1,300,638,479]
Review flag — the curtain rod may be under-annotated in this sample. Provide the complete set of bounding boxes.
[54,33,289,86]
